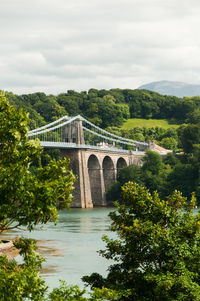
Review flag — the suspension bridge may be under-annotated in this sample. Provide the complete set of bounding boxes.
[28,115,151,207]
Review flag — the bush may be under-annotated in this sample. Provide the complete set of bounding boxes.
[83,182,200,300]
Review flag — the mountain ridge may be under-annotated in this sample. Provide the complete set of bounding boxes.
[138,80,200,97]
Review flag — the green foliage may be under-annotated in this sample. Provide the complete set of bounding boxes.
[163,152,180,166]
[108,125,180,151]
[96,96,127,128]
[84,182,200,300]
[166,163,199,199]
[5,87,200,133]
[186,108,200,124]
[0,92,75,232]
[0,238,47,300]
[109,140,200,202]
[178,124,200,154]
[48,280,128,300]
[160,137,178,151]
[27,94,67,123]
[106,181,121,204]
[141,151,168,197]
[48,281,87,301]
[5,91,46,130]
[142,150,165,175]
[107,151,169,203]
[118,164,143,186]
[106,164,143,203]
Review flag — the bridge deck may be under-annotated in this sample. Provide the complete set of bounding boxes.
[40,141,145,155]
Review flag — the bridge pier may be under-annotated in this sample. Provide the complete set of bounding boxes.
[99,168,107,206]
[87,155,106,206]
[61,149,93,208]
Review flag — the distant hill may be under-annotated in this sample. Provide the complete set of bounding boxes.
[138,80,200,97]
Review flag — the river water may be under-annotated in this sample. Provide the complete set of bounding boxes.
[1,208,114,290]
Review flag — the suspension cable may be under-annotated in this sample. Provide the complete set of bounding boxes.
[83,127,135,147]
[28,116,78,137]
[81,117,148,146]
[29,115,70,133]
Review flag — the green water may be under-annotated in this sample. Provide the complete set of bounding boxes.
[2,208,114,290]
[2,207,200,291]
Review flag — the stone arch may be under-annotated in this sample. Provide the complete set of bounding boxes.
[87,154,102,206]
[117,157,127,177]
[103,156,115,191]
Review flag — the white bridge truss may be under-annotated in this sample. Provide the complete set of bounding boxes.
[28,115,148,153]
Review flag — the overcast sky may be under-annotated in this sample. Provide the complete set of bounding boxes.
[1,0,200,94]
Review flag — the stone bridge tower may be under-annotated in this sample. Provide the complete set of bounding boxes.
[61,117,93,208]
[62,116,85,145]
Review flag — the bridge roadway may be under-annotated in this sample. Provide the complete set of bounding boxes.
[40,141,144,154]
[43,141,145,208]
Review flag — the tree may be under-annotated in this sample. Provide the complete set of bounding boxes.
[178,124,200,154]
[106,151,170,204]
[97,96,127,128]
[142,150,165,175]
[117,164,143,187]
[33,96,67,122]
[174,98,195,122]
[141,151,168,198]
[0,92,75,232]
[0,238,47,300]
[0,92,127,300]
[160,137,178,151]
[83,182,200,300]
[186,108,200,124]
[166,163,198,199]
[57,93,80,116]
[106,165,143,204]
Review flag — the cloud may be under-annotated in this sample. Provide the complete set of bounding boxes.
[1,0,200,94]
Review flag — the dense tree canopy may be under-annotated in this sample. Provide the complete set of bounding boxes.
[106,151,169,203]
[84,182,200,300]
[106,143,200,203]
[5,88,200,131]
[178,124,200,154]
[0,92,75,232]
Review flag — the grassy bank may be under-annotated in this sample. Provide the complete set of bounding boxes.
[121,118,180,130]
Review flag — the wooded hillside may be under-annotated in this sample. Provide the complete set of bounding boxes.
[5,88,200,130]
